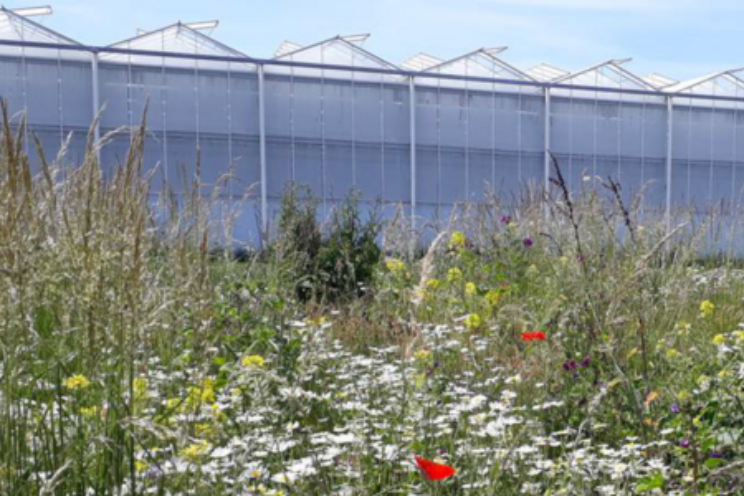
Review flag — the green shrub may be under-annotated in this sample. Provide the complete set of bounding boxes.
[315,190,382,301]
[273,184,382,302]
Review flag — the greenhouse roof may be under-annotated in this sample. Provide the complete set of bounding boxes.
[663,69,744,97]
[274,40,303,58]
[273,34,399,71]
[0,5,742,100]
[416,48,535,81]
[401,53,442,72]
[554,59,656,91]
[526,63,569,82]
[644,73,678,89]
[107,21,245,58]
[0,6,79,45]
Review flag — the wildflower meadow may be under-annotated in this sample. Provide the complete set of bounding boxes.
[1,111,743,495]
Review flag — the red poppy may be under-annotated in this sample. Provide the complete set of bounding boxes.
[415,455,457,480]
[521,331,546,341]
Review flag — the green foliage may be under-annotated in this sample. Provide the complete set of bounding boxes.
[274,184,382,302]
[315,191,382,301]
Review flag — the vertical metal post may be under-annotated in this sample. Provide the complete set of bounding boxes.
[91,51,101,162]
[258,65,268,242]
[543,87,551,216]
[665,95,674,231]
[409,76,417,228]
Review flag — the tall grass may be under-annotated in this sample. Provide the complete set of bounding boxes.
[0,103,226,493]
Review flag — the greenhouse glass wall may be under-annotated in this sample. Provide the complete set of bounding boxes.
[2,7,744,246]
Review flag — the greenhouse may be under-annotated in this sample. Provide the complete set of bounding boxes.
[1,5,744,244]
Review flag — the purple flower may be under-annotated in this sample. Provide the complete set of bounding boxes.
[679,439,690,448]
[580,356,591,368]
[709,451,723,459]
[523,237,533,248]
[562,360,578,372]
[670,403,680,414]
[501,214,512,225]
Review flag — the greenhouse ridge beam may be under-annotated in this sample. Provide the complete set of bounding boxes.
[2,38,744,103]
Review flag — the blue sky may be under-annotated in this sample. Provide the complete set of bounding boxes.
[11,0,744,81]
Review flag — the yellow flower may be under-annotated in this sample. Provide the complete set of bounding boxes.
[559,256,569,266]
[415,289,430,302]
[485,289,502,306]
[306,316,327,327]
[426,278,442,291]
[447,268,463,283]
[712,334,726,346]
[249,469,263,479]
[734,330,744,342]
[414,373,427,390]
[449,231,466,250]
[167,397,182,411]
[665,348,680,359]
[135,460,148,473]
[465,282,477,296]
[718,369,732,378]
[386,258,406,273]
[186,378,216,410]
[677,391,690,401]
[79,406,99,418]
[464,313,482,330]
[241,355,265,369]
[64,374,91,390]
[211,403,227,422]
[676,321,692,334]
[644,391,659,407]
[181,440,210,461]
[414,349,431,361]
[700,300,715,319]
[133,377,148,401]
[195,422,216,438]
